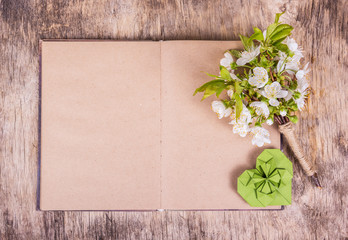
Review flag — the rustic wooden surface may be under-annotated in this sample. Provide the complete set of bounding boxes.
[0,0,347,239]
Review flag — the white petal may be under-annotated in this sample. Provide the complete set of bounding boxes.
[232,122,250,137]
[284,91,293,101]
[296,70,305,80]
[224,52,233,61]
[229,119,236,125]
[258,81,267,88]
[224,107,233,117]
[294,50,304,59]
[276,90,288,98]
[230,72,239,80]
[272,82,281,91]
[278,51,287,61]
[227,89,234,99]
[295,98,306,111]
[252,137,264,147]
[220,58,232,68]
[260,90,267,98]
[250,127,271,147]
[269,98,279,107]
[253,46,261,57]
[250,101,269,118]
[248,76,257,86]
[236,57,248,66]
[266,119,274,125]
[297,78,309,91]
[253,67,267,77]
[277,60,285,73]
[286,38,298,52]
[211,101,225,119]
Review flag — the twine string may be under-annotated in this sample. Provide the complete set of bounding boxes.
[278,122,315,176]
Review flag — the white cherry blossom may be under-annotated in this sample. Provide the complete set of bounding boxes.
[286,38,299,52]
[276,51,287,73]
[232,122,250,137]
[296,62,310,81]
[285,51,304,73]
[227,89,234,99]
[280,109,287,116]
[295,72,310,111]
[250,101,270,118]
[211,101,232,119]
[229,104,252,137]
[261,82,288,107]
[248,67,269,88]
[229,104,252,125]
[276,48,303,74]
[251,127,271,147]
[236,46,261,66]
[219,52,240,81]
[266,118,274,125]
[220,52,234,70]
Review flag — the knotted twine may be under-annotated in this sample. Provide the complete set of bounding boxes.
[278,121,315,176]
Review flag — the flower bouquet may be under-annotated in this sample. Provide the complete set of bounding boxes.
[194,12,321,188]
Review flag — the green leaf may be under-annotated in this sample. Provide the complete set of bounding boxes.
[266,23,278,39]
[229,50,241,58]
[193,80,226,100]
[274,12,285,23]
[291,104,298,111]
[271,24,293,36]
[239,34,253,50]
[271,31,293,45]
[241,80,248,87]
[203,72,219,78]
[230,62,238,70]
[260,55,269,68]
[220,67,232,81]
[234,93,243,119]
[249,27,264,42]
[274,43,290,53]
[234,81,243,95]
[289,115,298,123]
[269,24,293,41]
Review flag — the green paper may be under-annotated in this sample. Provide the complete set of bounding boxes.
[237,149,293,207]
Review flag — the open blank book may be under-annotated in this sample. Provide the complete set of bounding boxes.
[39,40,281,210]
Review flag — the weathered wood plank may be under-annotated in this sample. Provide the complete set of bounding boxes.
[0,0,347,239]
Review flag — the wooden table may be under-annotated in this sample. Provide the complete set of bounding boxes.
[0,0,347,239]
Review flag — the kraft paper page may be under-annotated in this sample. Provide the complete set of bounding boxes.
[40,41,161,210]
[160,41,281,210]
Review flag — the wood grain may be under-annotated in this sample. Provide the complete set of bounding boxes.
[0,0,347,239]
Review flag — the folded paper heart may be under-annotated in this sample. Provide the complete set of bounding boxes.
[237,149,293,207]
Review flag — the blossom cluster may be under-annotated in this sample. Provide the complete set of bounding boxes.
[194,13,311,147]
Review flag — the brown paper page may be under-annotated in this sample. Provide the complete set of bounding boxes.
[40,41,161,210]
[160,41,281,210]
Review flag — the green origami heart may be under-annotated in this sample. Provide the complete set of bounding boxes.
[237,149,293,207]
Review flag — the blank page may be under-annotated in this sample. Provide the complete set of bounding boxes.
[40,41,161,210]
[160,41,281,210]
